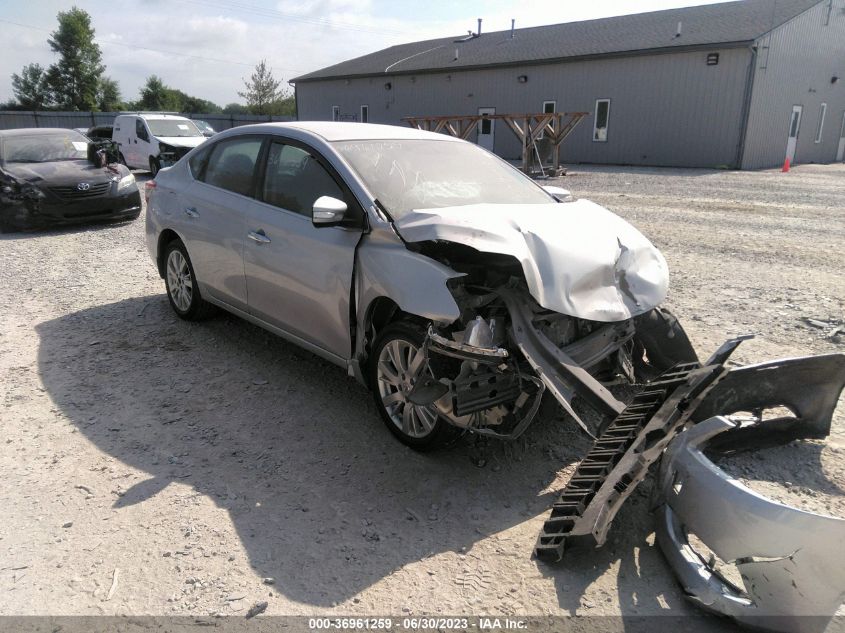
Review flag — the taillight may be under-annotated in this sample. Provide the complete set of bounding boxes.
[144,179,156,204]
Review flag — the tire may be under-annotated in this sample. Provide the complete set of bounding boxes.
[163,240,216,321]
[149,156,160,176]
[633,307,698,377]
[369,320,460,451]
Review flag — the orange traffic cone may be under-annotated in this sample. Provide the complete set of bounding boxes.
[782,157,791,172]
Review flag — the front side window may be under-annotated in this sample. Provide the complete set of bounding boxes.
[135,119,150,142]
[594,99,610,142]
[202,137,263,197]
[262,142,344,216]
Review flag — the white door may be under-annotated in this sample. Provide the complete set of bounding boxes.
[477,107,495,151]
[785,105,802,163]
[836,111,845,162]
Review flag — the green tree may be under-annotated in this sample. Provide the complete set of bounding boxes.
[222,102,249,115]
[97,76,122,111]
[268,95,296,117]
[11,63,51,110]
[237,59,283,115]
[175,91,221,114]
[44,7,105,110]
[138,75,180,111]
[136,76,220,113]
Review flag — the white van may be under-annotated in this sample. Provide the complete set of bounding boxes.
[113,113,207,175]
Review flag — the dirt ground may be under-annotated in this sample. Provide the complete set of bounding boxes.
[1,163,843,624]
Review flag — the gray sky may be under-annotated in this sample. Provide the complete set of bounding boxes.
[0,0,736,107]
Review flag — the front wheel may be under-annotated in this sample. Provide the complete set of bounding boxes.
[163,240,215,320]
[369,321,459,451]
[149,156,160,176]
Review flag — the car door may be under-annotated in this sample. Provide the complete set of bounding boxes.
[243,138,363,359]
[134,118,154,169]
[179,135,264,312]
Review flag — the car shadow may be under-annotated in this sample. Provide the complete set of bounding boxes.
[35,294,734,615]
[36,295,573,606]
[0,216,139,240]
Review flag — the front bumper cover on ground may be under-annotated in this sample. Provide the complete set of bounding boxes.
[655,354,845,633]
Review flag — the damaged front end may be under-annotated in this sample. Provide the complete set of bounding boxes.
[408,277,674,442]
[382,195,845,627]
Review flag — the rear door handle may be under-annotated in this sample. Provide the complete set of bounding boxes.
[248,230,271,244]
[184,207,200,218]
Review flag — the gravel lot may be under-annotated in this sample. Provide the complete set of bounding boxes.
[1,163,843,625]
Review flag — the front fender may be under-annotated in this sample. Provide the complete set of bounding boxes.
[356,236,463,327]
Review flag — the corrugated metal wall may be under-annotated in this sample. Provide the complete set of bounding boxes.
[295,46,752,168]
[742,0,845,169]
[0,111,294,132]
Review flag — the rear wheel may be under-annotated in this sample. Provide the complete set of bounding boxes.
[163,240,215,320]
[370,320,459,451]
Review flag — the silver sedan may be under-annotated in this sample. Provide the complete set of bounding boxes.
[146,122,695,450]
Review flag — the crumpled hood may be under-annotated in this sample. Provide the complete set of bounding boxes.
[154,136,206,149]
[393,200,669,322]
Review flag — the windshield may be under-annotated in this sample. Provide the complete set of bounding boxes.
[333,139,554,218]
[146,119,203,138]
[2,131,89,163]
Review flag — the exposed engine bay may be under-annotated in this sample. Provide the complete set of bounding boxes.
[403,239,695,441]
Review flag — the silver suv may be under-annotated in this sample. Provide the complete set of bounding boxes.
[146,122,696,450]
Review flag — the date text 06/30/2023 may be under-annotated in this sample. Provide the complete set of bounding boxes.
[307,618,527,630]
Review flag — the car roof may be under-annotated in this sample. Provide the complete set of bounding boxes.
[253,121,463,142]
[0,127,87,138]
[115,113,191,121]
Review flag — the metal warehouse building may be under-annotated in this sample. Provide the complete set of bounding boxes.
[292,0,845,169]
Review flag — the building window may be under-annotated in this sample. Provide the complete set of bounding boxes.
[539,101,556,139]
[480,116,492,135]
[360,105,369,123]
[332,106,339,122]
[593,99,610,142]
[815,103,827,143]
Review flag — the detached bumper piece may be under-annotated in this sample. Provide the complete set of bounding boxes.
[655,354,845,633]
[534,337,750,562]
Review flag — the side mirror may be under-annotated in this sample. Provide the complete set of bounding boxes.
[312,195,347,227]
[542,185,575,202]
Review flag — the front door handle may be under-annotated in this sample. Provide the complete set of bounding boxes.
[184,207,199,218]
[247,230,271,244]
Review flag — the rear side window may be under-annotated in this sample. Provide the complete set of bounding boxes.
[188,145,212,179]
[262,142,344,216]
[202,137,263,197]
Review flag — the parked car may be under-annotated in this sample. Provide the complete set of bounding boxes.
[0,128,141,232]
[113,113,206,175]
[146,122,703,450]
[193,120,216,137]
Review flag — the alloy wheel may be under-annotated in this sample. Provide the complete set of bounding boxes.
[166,249,193,312]
[376,339,439,438]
